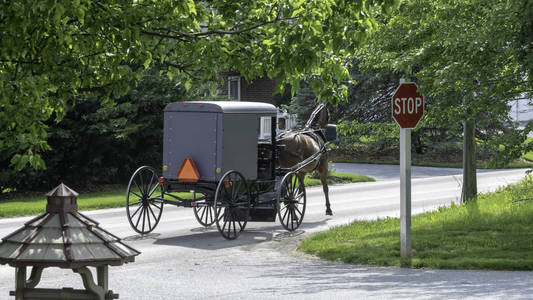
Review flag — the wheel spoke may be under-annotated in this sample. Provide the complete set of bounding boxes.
[135,206,143,228]
[147,202,157,223]
[149,201,162,211]
[227,213,232,237]
[142,171,151,196]
[288,177,294,194]
[232,180,242,201]
[130,204,143,219]
[130,191,143,200]
[148,182,159,197]
[222,217,228,235]
[146,205,153,230]
[282,204,289,222]
[285,207,291,229]
[128,200,142,207]
[217,209,224,222]
[139,172,146,195]
[147,173,155,195]
[142,206,147,233]
[289,209,294,230]
[133,179,143,196]
[200,207,207,222]
[294,206,303,218]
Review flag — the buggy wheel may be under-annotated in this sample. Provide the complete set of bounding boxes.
[126,166,164,234]
[193,202,218,227]
[214,170,250,240]
[277,172,306,231]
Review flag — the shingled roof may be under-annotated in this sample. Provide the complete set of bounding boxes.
[0,183,139,268]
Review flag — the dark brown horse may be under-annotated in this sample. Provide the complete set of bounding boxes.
[276,104,333,215]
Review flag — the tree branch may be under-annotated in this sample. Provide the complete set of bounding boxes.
[0,59,41,65]
[162,62,194,71]
[142,15,292,40]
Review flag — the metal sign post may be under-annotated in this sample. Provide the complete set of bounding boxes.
[400,127,411,258]
[392,79,424,259]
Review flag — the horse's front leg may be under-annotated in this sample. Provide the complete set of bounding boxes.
[318,157,332,216]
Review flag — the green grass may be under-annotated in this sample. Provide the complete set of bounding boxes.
[299,176,533,270]
[304,172,375,186]
[524,152,533,161]
[0,190,192,218]
[522,137,533,162]
[0,172,373,218]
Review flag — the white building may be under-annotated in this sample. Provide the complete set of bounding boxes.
[509,99,533,127]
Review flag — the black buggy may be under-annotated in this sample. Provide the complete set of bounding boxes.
[125,101,332,239]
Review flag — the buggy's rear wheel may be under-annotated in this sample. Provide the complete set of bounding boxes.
[193,201,218,227]
[277,172,306,231]
[214,170,250,240]
[126,166,164,234]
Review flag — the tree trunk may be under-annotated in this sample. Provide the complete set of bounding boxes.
[461,119,477,203]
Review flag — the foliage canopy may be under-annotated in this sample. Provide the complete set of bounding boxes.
[1,0,394,170]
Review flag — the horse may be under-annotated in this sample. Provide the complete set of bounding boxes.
[276,103,333,216]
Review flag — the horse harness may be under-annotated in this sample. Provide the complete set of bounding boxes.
[278,129,327,170]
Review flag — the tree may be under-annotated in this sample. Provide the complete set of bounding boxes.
[0,65,190,191]
[1,0,395,170]
[359,0,533,202]
[288,62,402,125]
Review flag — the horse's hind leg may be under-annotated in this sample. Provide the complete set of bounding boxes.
[318,157,332,216]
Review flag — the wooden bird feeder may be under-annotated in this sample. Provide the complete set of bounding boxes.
[0,183,140,300]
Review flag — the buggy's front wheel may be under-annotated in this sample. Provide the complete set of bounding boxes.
[126,166,164,234]
[277,172,306,231]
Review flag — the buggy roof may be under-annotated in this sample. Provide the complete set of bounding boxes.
[165,101,278,114]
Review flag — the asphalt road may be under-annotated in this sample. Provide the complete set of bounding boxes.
[0,165,532,299]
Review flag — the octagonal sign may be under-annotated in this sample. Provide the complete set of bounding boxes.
[391,83,424,128]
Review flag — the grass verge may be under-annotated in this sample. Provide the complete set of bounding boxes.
[305,172,375,186]
[299,176,533,270]
[0,172,373,218]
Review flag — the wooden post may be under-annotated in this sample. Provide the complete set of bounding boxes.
[97,266,108,292]
[15,267,26,300]
[461,119,477,203]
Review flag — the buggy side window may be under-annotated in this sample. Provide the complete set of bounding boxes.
[259,116,272,141]
[278,118,286,130]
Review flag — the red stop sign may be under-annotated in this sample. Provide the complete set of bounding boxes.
[392,83,424,128]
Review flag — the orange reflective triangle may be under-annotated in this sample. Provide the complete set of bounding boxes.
[177,158,200,182]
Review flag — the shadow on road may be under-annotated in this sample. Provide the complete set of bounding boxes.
[149,219,330,250]
[248,258,533,298]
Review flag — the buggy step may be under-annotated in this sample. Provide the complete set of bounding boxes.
[256,192,276,204]
[233,207,277,222]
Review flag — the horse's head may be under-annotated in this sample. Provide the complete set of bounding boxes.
[305,103,329,129]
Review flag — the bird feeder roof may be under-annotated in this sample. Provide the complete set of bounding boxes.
[0,184,140,268]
